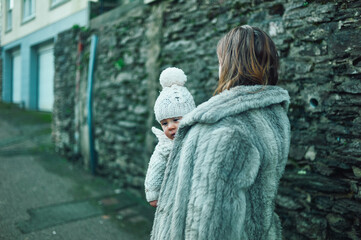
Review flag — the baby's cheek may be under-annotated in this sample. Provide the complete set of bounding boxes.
[161,125,167,132]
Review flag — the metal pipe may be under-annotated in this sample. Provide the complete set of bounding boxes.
[87,34,98,175]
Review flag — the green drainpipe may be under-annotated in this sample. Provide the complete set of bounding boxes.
[87,34,98,175]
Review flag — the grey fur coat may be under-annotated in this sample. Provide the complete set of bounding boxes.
[151,85,291,240]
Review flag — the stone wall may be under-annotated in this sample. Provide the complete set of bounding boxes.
[275,1,361,239]
[92,4,152,193]
[53,28,84,161]
[53,0,361,239]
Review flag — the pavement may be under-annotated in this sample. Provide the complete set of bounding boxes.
[0,102,155,240]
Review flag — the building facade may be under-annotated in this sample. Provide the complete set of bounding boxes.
[1,0,90,111]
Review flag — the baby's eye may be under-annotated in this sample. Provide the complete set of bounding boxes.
[161,122,168,126]
[173,118,179,122]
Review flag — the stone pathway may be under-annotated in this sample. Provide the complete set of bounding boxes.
[0,103,154,240]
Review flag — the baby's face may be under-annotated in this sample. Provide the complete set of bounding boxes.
[160,116,182,140]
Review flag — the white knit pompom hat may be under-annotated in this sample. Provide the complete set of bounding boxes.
[154,67,196,123]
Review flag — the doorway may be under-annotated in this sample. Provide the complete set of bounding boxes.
[37,44,54,111]
[11,50,22,105]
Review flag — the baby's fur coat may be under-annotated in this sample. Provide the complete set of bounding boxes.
[151,85,291,240]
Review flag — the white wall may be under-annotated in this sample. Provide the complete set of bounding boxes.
[1,0,91,46]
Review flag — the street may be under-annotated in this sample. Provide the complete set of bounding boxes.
[0,103,154,240]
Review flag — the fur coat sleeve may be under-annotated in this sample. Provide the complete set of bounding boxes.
[144,143,169,202]
[184,127,261,239]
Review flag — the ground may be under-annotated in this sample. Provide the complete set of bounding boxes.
[0,102,154,240]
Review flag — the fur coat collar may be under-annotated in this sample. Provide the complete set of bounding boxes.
[178,85,289,131]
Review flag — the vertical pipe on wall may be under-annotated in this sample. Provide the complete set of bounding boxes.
[87,34,98,175]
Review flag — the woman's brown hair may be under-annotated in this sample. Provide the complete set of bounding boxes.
[214,25,279,95]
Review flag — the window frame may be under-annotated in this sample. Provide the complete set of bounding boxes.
[22,0,36,24]
[144,0,158,3]
[50,0,69,10]
[6,0,14,32]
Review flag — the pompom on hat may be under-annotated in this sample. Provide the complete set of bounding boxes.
[154,67,196,123]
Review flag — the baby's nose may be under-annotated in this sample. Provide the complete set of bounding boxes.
[168,122,176,129]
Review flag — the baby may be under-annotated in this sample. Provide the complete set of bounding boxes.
[144,67,196,207]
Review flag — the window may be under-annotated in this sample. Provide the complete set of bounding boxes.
[23,0,35,23]
[50,0,68,8]
[6,0,13,31]
[51,0,64,4]
[144,0,157,3]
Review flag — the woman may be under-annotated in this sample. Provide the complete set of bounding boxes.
[151,25,291,240]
